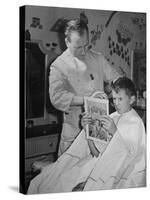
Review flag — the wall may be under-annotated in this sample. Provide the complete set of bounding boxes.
[25,5,146,77]
[94,11,146,77]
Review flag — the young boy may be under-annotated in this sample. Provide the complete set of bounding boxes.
[83,76,145,158]
[28,77,146,194]
[80,77,146,190]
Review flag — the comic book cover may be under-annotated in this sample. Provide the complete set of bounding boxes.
[84,97,112,144]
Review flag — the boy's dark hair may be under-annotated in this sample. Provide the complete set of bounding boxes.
[65,19,89,42]
[111,77,136,97]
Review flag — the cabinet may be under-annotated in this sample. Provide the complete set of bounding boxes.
[24,40,62,173]
[25,123,62,172]
[25,134,59,172]
[20,37,63,193]
[24,127,60,192]
[23,40,62,192]
[24,122,62,194]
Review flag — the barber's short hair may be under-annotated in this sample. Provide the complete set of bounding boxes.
[111,77,136,97]
[65,19,89,41]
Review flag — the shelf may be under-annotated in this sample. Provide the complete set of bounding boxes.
[26,124,62,138]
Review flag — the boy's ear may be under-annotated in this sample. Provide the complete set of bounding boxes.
[130,95,136,105]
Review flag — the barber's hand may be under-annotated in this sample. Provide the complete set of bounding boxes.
[91,91,108,99]
[100,116,117,136]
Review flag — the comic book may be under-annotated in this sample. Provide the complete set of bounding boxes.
[84,97,112,145]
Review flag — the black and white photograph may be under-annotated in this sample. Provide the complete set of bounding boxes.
[18,2,147,197]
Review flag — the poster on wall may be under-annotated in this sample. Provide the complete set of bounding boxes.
[20,5,146,195]
[131,49,146,90]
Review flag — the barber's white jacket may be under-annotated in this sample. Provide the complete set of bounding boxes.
[49,48,120,154]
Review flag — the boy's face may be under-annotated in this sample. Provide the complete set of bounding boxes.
[112,89,134,114]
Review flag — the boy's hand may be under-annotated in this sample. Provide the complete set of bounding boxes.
[100,116,117,136]
[81,112,92,130]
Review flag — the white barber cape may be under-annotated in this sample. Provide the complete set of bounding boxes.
[28,108,146,194]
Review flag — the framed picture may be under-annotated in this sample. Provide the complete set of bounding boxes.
[84,97,111,143]
[131,49,146,90]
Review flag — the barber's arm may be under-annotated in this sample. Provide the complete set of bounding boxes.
[71,96,84,106]
[102,57,121,83]
[49,66,84,112]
